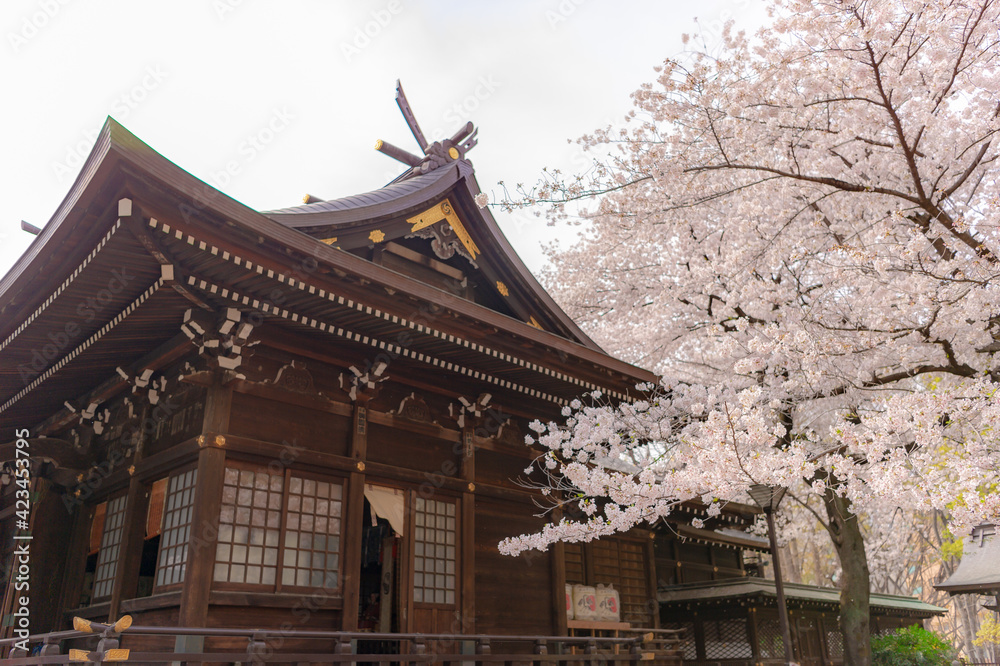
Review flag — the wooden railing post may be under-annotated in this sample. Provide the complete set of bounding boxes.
[476,636,491,664]
[336,636,356,666]
[411,636,427,666]
[39,635,62,656]
[247,631,268,665]
[534,638,548,666]
[585,638,599,666]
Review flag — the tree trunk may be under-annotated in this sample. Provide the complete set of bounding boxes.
[823,488,871,666]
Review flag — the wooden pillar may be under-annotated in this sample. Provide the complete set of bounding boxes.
[107,476,150,621]
[177,377,231,631]
[341,400,369,631]
[177,445,225,627]
[57,502,95,618]
[460,428,475,634]
[24,479,76,632]
[550,505,568,636]
[108,398,152,621]
[645,533,660,628]
[202,378,233,435]
[747,609,760,663]
[694,617,706,662]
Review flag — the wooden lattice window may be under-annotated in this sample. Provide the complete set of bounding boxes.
[662,622,697,660]
[92,495,127,600]
[704,619,753,659]
[591,539,649,623]
[826,627,844,659]
[564,542,585,585]
[282,475,343,589]
[757,616,786,659]
[213,464,343,591]
[154,469,198,587]
[413,497,456,605]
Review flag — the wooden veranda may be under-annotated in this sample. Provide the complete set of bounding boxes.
[0,619,685,665]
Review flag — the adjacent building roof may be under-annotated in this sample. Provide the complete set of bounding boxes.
[658,578,946,617]
[935,524,1000,595]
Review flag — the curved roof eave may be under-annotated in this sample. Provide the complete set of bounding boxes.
[261,159,605,353]
[454,170,604,352]
[263,162,464,229]
[0,118,117,316]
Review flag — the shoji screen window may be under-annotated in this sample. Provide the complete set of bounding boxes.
[413,497,456,605]
[154,468,198,588]
[213,464,343,592]
[91,495,127,601]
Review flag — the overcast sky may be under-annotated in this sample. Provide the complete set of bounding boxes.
[0,0,768,283]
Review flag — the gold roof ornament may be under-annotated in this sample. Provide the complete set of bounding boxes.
[407,199,480,260]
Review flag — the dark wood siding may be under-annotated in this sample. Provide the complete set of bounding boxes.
[229,392,350,456]
[475,497,552,635]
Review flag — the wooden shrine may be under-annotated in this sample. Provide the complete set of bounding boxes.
[0,85,942,663]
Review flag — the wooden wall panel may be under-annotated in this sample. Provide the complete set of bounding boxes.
[229,392,350,456]
[204,606,342,655]
[474,450,528,490]
[474,497,552,635]
[112,608,181,652]
[366,423,456,476]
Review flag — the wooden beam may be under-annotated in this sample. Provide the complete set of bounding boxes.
[217,432,541,504]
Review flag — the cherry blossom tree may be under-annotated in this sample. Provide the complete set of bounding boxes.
[497,1,1000,664]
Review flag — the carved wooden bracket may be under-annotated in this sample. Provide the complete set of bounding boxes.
[447,392,493,430]
[339,361,388,402]
[181,307,257,376]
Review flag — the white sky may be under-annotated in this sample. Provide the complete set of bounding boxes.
[0,0,768,283]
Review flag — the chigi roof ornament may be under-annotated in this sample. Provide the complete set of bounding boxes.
[375,80,479,179]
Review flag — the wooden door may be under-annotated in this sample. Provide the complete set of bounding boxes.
[797,616,824,666]
[408,492,460,635]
